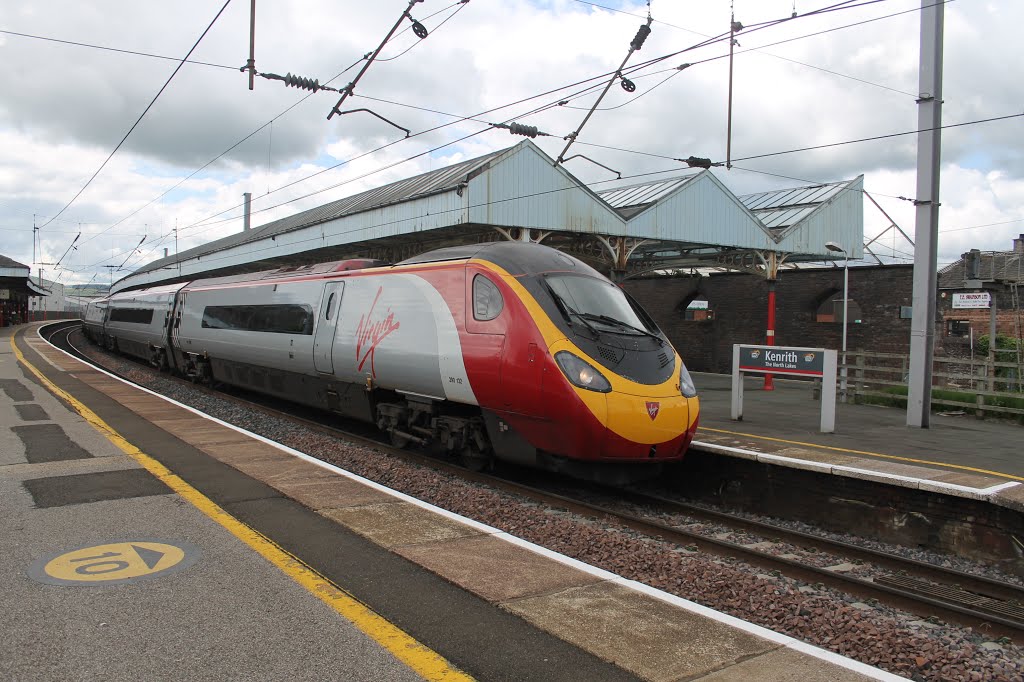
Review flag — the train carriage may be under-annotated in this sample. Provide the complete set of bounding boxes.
[103,283,186,368]
[106,242,699,481]
[82,297,108,343]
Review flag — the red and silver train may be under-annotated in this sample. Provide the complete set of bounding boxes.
[83,242,699,481]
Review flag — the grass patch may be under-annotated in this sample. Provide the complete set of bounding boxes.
[857,385,1024,423]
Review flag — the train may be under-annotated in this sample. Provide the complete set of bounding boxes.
[82,242,700,482]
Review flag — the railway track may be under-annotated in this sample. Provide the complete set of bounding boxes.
[44,320,1024,644]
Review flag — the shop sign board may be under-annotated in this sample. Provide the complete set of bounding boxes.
[952,292,991,309]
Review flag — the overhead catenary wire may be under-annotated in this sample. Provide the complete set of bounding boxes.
[88,156,1008,285]
[570,110,1024,181]
[91,0,917,255]
[38,0,233,231]
[0,28,238,71]
[126,166,707,277]
[376,1,471,62]
[74,0,924,259]
[555,14,655,166]
[255,10,483,97]
[82,52,373,250]
[326,0,433,120]
[62,0,954,277]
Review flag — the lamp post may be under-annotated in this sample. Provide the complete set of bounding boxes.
[825,242,849,402]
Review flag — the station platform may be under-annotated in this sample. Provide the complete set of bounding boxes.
[2,320,897,681]
[691,372,1024,511]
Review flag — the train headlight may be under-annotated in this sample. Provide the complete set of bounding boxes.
[555,351,612,393]
[679,362,697,398]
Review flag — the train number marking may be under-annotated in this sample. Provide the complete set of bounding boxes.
[28,541,200,586]
[448,376,463,385]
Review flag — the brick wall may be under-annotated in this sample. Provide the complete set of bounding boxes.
[625,265,919,373]
[938,288,1020,339]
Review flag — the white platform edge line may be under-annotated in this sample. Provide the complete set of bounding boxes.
[41,326,508,539]
[693,439,1021,497]
[614,580,907,682]
[36,325,905,681]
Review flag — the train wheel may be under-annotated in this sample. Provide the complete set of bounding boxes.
[459,441,491,472]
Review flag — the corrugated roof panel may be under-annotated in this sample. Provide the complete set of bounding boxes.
[740,183,846,212]
[598,175,697,209]
[755,206,816,229]
[136,148,506,275]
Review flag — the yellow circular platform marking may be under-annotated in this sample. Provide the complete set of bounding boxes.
[32,541,197,586]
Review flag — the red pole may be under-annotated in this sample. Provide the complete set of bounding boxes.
[764,280,776,390]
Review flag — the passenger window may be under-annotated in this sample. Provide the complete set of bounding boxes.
[473,275,503,321]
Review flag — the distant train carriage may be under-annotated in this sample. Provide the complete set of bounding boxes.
[103,283,186,369]
[82,297,108,343]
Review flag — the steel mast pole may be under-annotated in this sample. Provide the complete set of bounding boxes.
[906,0,944,427]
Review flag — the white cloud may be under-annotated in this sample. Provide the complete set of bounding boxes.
[0,0,1022,284]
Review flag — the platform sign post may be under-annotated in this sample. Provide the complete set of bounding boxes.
[731,344,838,433]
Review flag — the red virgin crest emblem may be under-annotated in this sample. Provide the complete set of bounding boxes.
[646,401,660,420]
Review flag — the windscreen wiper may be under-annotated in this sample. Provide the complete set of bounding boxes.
[579,313,665,345]
[545,285,599,338]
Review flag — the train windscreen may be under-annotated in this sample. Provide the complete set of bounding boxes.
[544,274,656,334]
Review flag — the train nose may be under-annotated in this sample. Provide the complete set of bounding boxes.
[602,393,696,459]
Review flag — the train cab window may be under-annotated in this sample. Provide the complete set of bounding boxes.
[473,275,503,321]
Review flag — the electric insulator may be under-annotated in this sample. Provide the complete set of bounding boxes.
[620,77,636,93]
[411,20,428,38]
[284,73,321,92]
[630,24,651,51]
[685,156,712,169]
[508,123,539,138]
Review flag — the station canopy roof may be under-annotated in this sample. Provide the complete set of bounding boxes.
[116,140,863,292]
[0,254,49,297]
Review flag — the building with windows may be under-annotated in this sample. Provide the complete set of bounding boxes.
[936,234,1024,358]
[0,254,49,326]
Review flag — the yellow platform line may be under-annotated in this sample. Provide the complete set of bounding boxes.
[12,334,473,682]
[698,426,1024,483]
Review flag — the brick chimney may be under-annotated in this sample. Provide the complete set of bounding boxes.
[1015,233,1024,254]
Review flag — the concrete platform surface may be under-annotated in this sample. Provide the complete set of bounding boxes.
[692,372,1023,509]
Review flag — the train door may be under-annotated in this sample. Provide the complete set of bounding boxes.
[313,281,345,374]
[168,291,186,370]
[465,270,507,407]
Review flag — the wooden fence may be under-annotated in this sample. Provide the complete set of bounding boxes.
[842,349,1024,417]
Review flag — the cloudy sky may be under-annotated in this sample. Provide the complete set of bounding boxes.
[1,0,1021,288]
